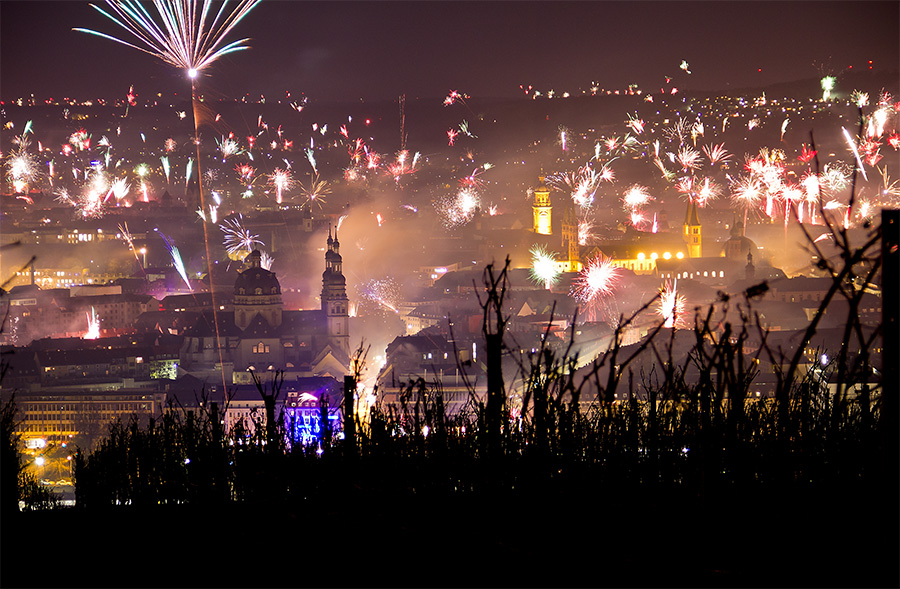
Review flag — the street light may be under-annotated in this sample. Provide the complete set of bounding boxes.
[139,247,147,267]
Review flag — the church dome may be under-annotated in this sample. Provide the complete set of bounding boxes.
[234,250,281,297]
[234,268,281,296]
[721,219,757,262]
[721,235,757,262]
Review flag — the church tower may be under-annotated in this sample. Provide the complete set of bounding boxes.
[560,204,582,273]
[683,199,702,258]
[532,175,552,235]
[321,228,350,356]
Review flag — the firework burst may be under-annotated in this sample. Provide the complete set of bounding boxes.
[75,0,261,79]
[268,167,294,204]
[658,279,686,329]
[571,255,619,321]
[530,245,560,290]
[299,173,331,209]
[220,215,263,260]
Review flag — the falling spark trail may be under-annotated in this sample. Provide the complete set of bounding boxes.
[842,127,869,181]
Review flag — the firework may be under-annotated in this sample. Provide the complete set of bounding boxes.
[443,89,469,107]
[84,307,101,339]
[626,113,645,134]
[459,120,477,139]
[75,0,261,79]
[622,184,653,210]
[268,168,294,204]
[160,156,170,183]
[217,136,241,159]
[676,146,703,171]
[305,148,318,174]
[878,166,900,200]
[696,177,721,207]
[435,186,480,229]
[702,143,731,166]
[299,173,331,209]
[348,138,365,163]
[156,230,192,290]
[235,163,255,183]
[530,245,560,290]
[109,177,131,202]
[220,215,263,260]
[798,144,817,163]
[663,118,691,145]
[842,127,868,181]
[820,76,836,101]
[6,148,39,193]
[164,138,177,152]
[387,150,421,182]
[260,251,274,271]
[577,216,595,245]
[358,278,401,314]
[571,255,619,321]
[658,279,686,329]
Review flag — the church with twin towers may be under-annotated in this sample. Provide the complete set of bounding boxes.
[178,229,351,382]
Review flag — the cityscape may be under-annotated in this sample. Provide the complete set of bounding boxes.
[1,1,898,587]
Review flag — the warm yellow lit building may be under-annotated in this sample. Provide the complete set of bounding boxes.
[532,176,552,236]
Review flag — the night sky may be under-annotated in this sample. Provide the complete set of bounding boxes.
[1,1,898,103]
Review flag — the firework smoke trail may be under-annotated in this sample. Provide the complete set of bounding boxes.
[160,156,170,183]
[84,307,101,339]
[117,221,147,275]
[530,245,560,290]
[185,158,193,192]
[220,215,264,260]
[658,279,685,329]
[156,230,192,291]
[571,255,620,322]
[305,148,317,174]
[842,127,869,181]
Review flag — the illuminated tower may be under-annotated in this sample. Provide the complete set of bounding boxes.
[683,199,702,258]
[532,176,552,236]
[321,228,350,356]
[560,204,582,272]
